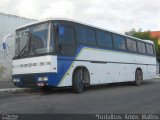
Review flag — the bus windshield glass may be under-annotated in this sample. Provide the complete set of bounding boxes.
[15,22,53,58]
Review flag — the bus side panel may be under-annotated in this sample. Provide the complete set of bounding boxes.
[58,47,156,87]
[138,54,156,80]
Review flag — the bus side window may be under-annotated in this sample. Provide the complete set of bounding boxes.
[58,26,75,55]
[113,34,126,50]
[146,44,154,55]
[76,26,96,46]
[96,30,113,48]
[137,42,147,54]
[126,39,137,52]
[87,28,96,45]
[58,26,74,45]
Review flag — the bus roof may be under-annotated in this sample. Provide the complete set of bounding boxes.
[17,18,154,44]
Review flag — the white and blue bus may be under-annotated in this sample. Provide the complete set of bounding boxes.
[12,19,156,93]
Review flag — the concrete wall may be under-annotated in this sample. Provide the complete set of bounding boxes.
[0,13,36,81]
[157,61,160,74]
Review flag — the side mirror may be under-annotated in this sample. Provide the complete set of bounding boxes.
[3,34,12,50]
[3,42,7,49]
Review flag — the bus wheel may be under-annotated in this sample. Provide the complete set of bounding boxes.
[73,68,85,93]
[134,69,143,86]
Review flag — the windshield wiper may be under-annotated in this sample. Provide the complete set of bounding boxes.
[18,45,28,57]
[18,33,31,57]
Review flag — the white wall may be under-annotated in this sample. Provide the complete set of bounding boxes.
[0,13,36,81]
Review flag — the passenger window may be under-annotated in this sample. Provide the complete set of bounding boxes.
[137,42,146,54]
[77,26,96,46]
[58,26,74,45]
[127,39,137,52]
[97,30,112,48]
[146,44,154,55]
[58,26,75,55]
[113,35,126,50]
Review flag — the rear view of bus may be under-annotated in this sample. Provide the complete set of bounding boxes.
[12,19,157,93]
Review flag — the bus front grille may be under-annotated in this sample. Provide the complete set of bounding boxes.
[20,75,37,87]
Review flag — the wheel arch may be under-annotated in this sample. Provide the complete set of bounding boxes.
[72,66,90,86]
[136,67,143,73]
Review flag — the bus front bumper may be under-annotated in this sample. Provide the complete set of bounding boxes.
[12,73,60,88]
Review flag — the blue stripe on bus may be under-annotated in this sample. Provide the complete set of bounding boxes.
[48,45,84,86]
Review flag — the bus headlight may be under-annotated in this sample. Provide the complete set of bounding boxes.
[38,77,43,81]
[38,77,48,81]
[13,79,16,82]
[13,78,20,82]
[43,77,48,81]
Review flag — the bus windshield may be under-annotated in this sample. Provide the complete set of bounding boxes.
[15,22,53,58]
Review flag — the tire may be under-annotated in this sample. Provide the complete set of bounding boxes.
[73,68,85,93]
[83,69,90,87]
[134,69,143,86]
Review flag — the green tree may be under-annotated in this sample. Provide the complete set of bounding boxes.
[125,29,160,62]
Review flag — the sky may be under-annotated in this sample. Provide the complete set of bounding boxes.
[0,0,160,33]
